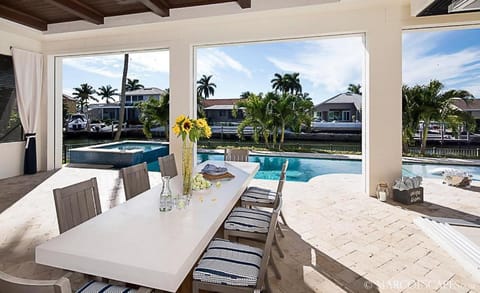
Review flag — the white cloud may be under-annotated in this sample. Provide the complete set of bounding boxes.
[63,50,169,80]
[197,48,252,79]
[267,36,364,98]
[403,31,480,98]
[129,51,169,75]
[63,55,123,78]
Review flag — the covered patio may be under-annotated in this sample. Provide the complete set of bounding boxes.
[1,169,479,291]
[1,0,480,292]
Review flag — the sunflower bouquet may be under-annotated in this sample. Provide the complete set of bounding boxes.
[173,115,212,197]
[173,115,212,142]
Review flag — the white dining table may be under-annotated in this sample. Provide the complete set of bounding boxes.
[36,160,259,292]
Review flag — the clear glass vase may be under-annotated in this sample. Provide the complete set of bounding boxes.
[159,176,173,212]
[182,139,193,198]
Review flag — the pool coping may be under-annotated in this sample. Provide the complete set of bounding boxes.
[72,140,169,154]
[70,140,169,168]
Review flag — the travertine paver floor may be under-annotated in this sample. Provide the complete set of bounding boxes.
[1,167,480,292]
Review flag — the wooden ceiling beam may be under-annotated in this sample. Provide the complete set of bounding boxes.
[45,0,104,25]
[236,0,251,9]
[139,0,170,17]
[0,4,48,31]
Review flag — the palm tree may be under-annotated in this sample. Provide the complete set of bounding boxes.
[269,93,296,149]
[291,93,314,133]
[126,78,144,91]
[271,73,286,93]
[196,75,216,99]
[347,83,362,95]
[234,93,273,148]
[405,80,473,155]
[197,95,206,118]
[271,73,302,95]
[402,84,422,153]
[137,90,170,139]
[240,91,253,99]
[114,54,129,141]
[97,85,118,104]
[72,83,98,112]
[285,73,302,95]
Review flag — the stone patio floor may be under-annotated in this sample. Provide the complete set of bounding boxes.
[1,167,480,292]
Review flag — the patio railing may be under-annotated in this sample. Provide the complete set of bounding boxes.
[407,147,480,158]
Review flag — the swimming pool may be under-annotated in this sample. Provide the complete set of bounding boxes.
[148,152,480,182]
[71,141,169,168]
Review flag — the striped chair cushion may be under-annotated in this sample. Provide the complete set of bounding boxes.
[247,186,272,194]
[241,190,276,204]
[76,280,137,293]
[193,238,263,287]
[224,207,272,233]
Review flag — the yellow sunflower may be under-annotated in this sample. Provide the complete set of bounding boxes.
[181,118,192,133]
[175,114,186,124]
[205,126,212,138]
[172,124,181,136]
[196,118,207,129]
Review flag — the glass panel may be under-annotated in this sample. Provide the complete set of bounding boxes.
[0,54,22,143]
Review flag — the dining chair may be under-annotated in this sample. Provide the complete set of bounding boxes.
[0,270,71,293]
[192,198,282,293]
[224,148,249,162]
[158,154,178,178]
[224,197,284,279]
[120,162,151,200]
[53,178,102,234]
[0,271,154,293]
[241,160,289,227]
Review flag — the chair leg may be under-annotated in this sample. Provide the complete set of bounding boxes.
[274,232,285,258]
[276,222,285,238]
[224,229,230,241]
[269,252,282,280]
[280,211,288,227]
[264,272,272,293]
[192,280,199,293]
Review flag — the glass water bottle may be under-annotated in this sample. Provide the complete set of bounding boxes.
[159,176,173,212]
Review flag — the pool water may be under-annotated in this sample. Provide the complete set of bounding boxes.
[402,163,480,181]
[148,153,480,182]
[96,142,165,151]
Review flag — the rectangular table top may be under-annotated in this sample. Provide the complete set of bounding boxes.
[36,160,259,292]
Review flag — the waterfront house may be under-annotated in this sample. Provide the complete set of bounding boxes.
[202,98,244,125]
[86,87,166,124]
[452,98,480,131]
[62,94,77,115]
[314,92,362,122]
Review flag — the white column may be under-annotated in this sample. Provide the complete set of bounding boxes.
[46,55,63,170]
[363,20,403,196]
[169,41,196,172]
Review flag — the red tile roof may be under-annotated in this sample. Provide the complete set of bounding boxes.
[201,98,241,108]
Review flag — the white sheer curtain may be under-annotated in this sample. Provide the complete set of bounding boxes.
[12,48,44,174]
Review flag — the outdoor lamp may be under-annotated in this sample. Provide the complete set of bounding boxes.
[376,182,389,202]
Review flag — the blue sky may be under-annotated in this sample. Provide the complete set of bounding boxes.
[63,28,480,105]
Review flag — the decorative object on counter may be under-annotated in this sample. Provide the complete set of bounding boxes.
[375,182,389,202]
[442,169,472,187]
[201,163,235,181]
[393,176,423,205]
[192,173,212,191]
[175,194,188,209]
[173,115,212,197]
[159,176,173,212]
[201,164,228,175]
